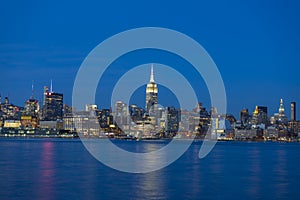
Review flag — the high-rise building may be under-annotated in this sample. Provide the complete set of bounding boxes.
[278,98,285,117]
[43,86,49,106]
[63,104,73,116]
[42,84,63,121]
[24,99,39,117]
[129,104,145,122]
[193,103,210,135]
[114,101,128,125]
[291,102,296,121]
[252,106,268,125]
[97,109,113,130]
[278,99,288,124]
[165,106,180,135]
[24,82,39,117]
[0,96,22,120]
[145,64,158,115]
[240,108,250,125]
[270,99,288,125]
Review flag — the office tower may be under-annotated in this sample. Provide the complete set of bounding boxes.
[43,86,49,106]
[145,64,158,115]
[270,99,288,125]
[24,82,39,117]
[165,106,180,134]
[0,96,21,120]
[129,104,145,122]
[114,101,128,125]
[24,99,39,117]
[278,98,285,117]
[278,99,288,124]
[97,109,113,129]
[240,108,250,124]
[63,104,73,116]
[252,106,268,125]
[291,102,296,121]
[42,84,63,121]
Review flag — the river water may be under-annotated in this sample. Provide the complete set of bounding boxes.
[0,138,299,199]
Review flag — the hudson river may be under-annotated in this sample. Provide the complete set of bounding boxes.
[0,139,299,200]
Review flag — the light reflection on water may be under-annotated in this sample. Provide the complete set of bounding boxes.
[274,147,288,199]
[36,141,55,200]
[0,139,299,200]
[247,146,261,198]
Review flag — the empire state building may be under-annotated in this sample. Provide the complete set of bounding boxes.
[145,64,158,115]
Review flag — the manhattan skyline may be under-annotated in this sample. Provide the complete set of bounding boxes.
[1,0,300,118]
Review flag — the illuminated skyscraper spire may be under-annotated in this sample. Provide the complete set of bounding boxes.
[150,64,154,83]
[146,64,158,114]
[50,79,53,93]
[253,106,259,115]
[279,98,285,116]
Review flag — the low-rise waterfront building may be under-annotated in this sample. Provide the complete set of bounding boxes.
[3,120,21,128]
[234,129,263,140]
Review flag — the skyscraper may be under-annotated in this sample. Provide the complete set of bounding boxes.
[165,106,180,135]
[145,64,158,115]
[43,86,49,106]
[291,102,296,121]
[240,108,250,125]
[129,104,144,122]
[24,81,39,117]
[278,98,285,117]
[114,101,128,125]
[42,84,63,121]
[252,106,268,125]
[24,99,39,117]
[97,109,113,130]
[270,99,288,125]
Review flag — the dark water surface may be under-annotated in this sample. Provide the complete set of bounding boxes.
[0,139,299,200]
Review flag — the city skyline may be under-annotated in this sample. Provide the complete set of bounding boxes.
[0,73,298,123]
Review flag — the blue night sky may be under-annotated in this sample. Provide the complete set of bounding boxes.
[0,0,300,119]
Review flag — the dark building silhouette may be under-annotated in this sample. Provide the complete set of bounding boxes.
[42,86,63,121]
[291,102,296,121]
[165,106,180,134]
[97,109,113,129]
[129,104,145,122]
[252,106,268,125]
[240,108,250,125]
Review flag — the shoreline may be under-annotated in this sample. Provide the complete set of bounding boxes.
[0,134,299,143]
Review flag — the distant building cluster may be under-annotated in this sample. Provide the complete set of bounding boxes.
[0,82,71,137]
[233,100,300,141]
[1,66,300,141]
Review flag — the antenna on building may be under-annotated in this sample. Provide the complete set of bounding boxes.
[31,80,34,99]
[150,64,155,83]
[50,79,53,93]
